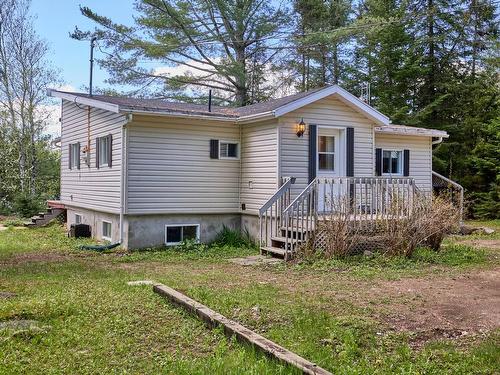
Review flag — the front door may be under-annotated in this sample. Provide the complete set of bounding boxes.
[317,128,345,212]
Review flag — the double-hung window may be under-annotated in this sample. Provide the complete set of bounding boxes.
[318,135,335,171]
[96,135,112,168]
[69,143,80,169]
[382,150,403,175]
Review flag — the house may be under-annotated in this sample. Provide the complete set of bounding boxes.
[48,85,452,254]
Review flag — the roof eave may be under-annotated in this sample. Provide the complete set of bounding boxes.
[123,108,237,122]
[47,89,120,113]
[236,111,274,124]
[374,127,449,138]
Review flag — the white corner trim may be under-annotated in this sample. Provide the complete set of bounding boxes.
[47,89,120,113]
[273,85,390,126]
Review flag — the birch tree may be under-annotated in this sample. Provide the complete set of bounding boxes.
[0,0,59,212]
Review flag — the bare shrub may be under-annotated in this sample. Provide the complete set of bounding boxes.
[297,191,460,260]
[297,195,362,260]
[380,194,460,256]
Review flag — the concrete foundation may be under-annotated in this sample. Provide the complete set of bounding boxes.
[126,213,241,249]
[66,206,121,243]
[66,207,260,250]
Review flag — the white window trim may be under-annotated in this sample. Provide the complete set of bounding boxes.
[164,224,200,246]
[102,220,112,241]
[382,149,404,176]
[98,137,110,168]
[218,140,240,160]
[74,213,82,224]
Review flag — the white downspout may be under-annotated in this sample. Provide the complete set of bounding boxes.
[119,114,132,245]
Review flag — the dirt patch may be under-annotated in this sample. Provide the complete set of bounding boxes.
[459,239,500,251]
[0,291,17,299]
[0,252,73,266]
[371,268,500,347]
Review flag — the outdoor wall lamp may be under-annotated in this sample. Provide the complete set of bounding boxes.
[296,118,306,137]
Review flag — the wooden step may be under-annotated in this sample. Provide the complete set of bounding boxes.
[271,236,304,243]
[261,246,288,257]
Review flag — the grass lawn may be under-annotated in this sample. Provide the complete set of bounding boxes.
[0,220,499,374]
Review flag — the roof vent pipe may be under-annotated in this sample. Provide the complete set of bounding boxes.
[208,89,212,112]
[89,37,97,97]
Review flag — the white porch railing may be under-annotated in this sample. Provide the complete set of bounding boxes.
[258,177,295,251]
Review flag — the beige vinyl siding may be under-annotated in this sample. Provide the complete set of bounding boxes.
[375,133,432,192]
[60,100,126,213]
[126,115,240,214]
[240,120,279,215]
[279,95,375,195]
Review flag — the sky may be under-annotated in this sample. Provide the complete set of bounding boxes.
[31,0,137,136]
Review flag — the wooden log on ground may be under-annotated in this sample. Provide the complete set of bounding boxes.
[153,283,332,375]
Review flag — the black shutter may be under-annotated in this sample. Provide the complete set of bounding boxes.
[308,125,317,182]
[375,148,382,176]
[96,137,100,169]
[69,144,72,170]
[403,149,410,176]
[210,139,219,159]
[108,134,113,168]
[346,127,354,177]
[77,142,81,169]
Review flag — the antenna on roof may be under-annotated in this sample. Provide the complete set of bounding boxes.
[360,82,371,105]
[89,37,97,97]
[208,89,212,112]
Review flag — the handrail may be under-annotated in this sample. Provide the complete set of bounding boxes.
[432,171,463,191]
[283,179,316,214]
[258,176,295,251]
[259,177,295,216]
[432,171,464,223]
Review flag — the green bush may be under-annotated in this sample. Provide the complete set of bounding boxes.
[3,218,25,227]
[212,225,256,248]
[12,193,43,218]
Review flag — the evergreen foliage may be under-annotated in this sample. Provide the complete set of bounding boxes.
[72,0,499,219]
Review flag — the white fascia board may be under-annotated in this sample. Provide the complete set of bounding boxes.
[236,111,274,124]
[273,85,390,126]
[124,109,237,122]
[47,89,120,113]
[375,126,449,138]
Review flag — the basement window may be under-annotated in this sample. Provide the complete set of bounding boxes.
[75,214,82,224]
[219,141,239,159]
[165,224,200,245]
[102,220,112,241]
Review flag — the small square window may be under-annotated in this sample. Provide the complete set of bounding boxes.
[75,214,82,224]
[165,224,200,245]
[102,221,112,241]
[382,150,403,175]
[219,142,238,159]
